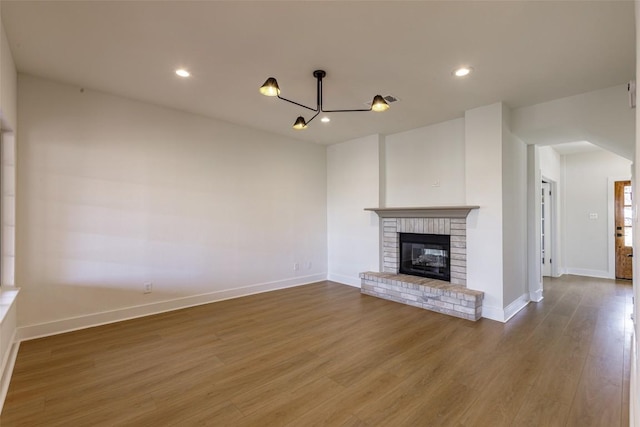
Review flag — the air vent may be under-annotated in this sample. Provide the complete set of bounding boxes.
[364,94,399,107]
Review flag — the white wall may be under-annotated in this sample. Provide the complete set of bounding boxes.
[502,124,528,311]
[539,146,562,182]
[526,145,543,301]
[385,118,465,206]
[327,135,381,286]
[511,84,635,161]
[563,150,631,278]
[0,17,17,132]
[16,75,328,335]
[464,103,505,320]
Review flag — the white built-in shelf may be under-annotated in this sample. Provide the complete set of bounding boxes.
[364,206,479,218]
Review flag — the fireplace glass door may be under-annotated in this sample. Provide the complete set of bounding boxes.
[399,233,451,281]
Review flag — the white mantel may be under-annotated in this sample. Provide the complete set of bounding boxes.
[364,206,479,218]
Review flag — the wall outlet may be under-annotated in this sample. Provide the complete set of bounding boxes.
[306,261,312,269]
[143,282,153,294]
[293,263,300,271]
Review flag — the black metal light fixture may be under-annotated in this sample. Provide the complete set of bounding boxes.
[259,70,389,130]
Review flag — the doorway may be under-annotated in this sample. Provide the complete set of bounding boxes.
[541,181,552,277]
[614,180,633,280]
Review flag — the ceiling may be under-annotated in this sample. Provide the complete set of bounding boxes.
[551,140,603,156]
[1,1,635,145]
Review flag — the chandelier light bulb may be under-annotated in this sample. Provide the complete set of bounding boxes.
[259,77,280,96]
[292,116,308,130]
[371,95,390,112]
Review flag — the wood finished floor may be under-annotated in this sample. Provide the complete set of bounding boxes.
[1,275,632,426]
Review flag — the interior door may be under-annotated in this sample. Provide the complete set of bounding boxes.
[541,182,552,277]
[615,180,633,280]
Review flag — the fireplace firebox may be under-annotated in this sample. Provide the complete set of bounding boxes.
[399,233,450,281]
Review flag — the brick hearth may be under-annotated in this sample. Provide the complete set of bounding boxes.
[360,272,483,321]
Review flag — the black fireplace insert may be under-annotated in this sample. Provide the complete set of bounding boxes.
[399,233,450,281]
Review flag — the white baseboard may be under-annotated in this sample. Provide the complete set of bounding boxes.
[482,293,530,323]
[481,304,505,322]
[504,293,530,322]
[17,273,327,342]
[529,289,544,302]
[0,336,19,415]
[327,273,361,288]
[564,268,612,280]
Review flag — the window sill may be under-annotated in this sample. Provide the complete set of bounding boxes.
[0,287,19,325]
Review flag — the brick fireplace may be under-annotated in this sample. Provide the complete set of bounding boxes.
[360,206,484,320]
[382,217,467,285]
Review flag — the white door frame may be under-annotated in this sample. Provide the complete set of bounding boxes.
[608,176,632,279]
[541,177,560,278]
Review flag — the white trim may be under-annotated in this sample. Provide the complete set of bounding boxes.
[0,324,16,384]
[526,147,543,305]
[546,178,561,278]
[481,293,529,323]
[529,289,544,303]
[504,293,530,322]
[0,335,18,415]
[17,274,327,342]
[564,268,611,279]
[631,331,638,427]
[327,273,361,288]
[541,180,552,277]
[608,176,632,280]
[365,206,479,218]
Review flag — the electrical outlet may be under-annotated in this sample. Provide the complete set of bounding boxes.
[306,261,312,269]
[143,282,153,294]
[294,263,300,271]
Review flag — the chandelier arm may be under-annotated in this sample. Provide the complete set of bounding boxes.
[322,108,373,113]
[314,72,372,113]
[276,95,318,112]
[305,110,321,125]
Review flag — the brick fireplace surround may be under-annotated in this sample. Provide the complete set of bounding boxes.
[360,207,484,321]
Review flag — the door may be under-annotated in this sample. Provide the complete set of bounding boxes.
[541,182,552,277]
[615,180,633,280]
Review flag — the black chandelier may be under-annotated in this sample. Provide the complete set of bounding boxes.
[259,70,390,130]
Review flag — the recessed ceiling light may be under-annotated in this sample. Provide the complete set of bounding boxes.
[321,117,330,123]
[175,69,190,78]
[453,67,472,77]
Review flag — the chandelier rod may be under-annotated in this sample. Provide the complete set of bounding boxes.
[275,70,372,114]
